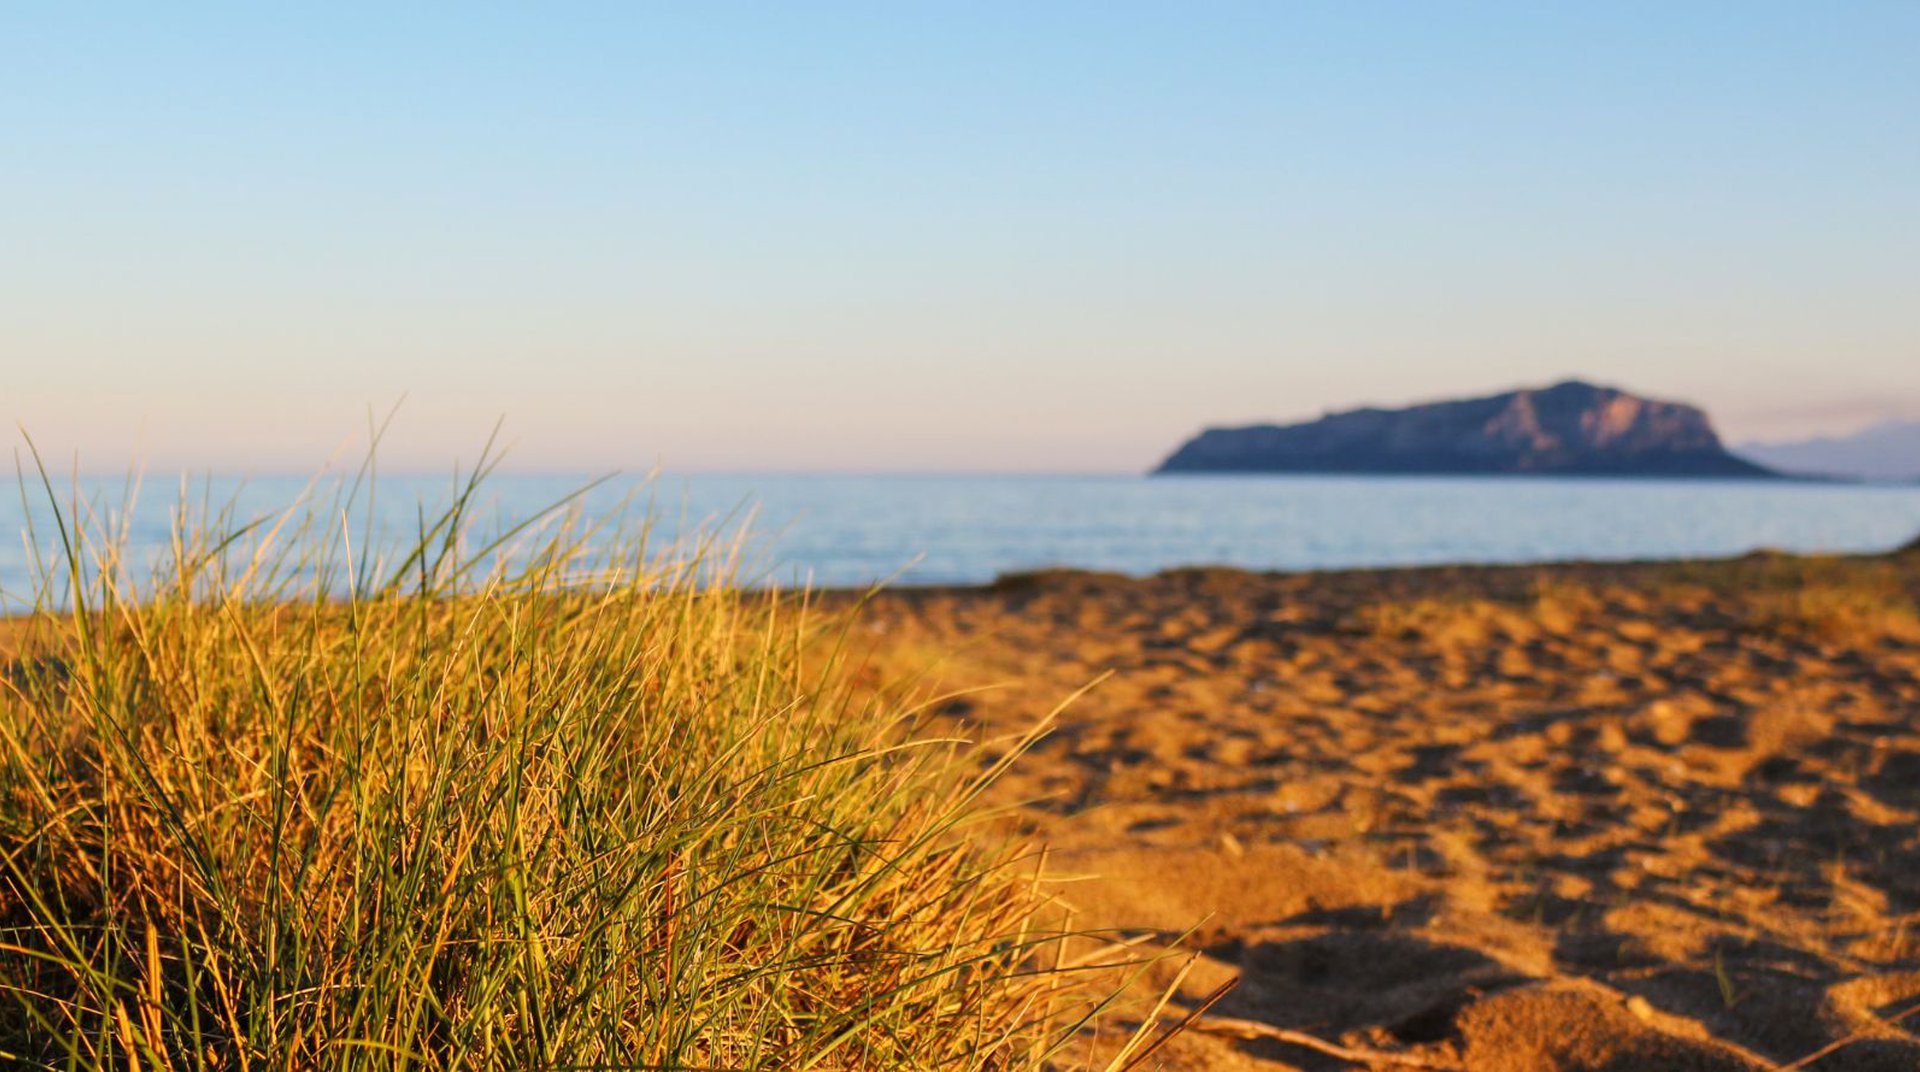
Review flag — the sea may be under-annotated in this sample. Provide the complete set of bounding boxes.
[4,471,1920,606]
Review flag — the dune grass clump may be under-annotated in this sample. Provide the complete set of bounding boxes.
[0,465,1119,1070]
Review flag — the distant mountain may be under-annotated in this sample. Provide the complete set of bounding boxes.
[1735,420,1920,482]
[1156,380,1776,478]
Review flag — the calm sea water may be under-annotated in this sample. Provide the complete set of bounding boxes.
[5,472,1920,606]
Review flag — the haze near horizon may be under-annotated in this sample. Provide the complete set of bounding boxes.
[6,3,1917,473]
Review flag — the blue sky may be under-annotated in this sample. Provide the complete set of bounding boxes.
[5,3,1917,472]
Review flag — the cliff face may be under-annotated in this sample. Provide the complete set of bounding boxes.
[1156,381,1776,478]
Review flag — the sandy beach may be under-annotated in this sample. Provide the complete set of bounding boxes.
[846,547,1920,1070]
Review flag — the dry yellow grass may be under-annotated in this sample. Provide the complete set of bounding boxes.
[0,457,1154,1070]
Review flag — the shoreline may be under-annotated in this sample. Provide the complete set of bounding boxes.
[819,538,1920,599]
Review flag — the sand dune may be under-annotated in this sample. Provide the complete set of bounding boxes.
[849,551,1920,1069]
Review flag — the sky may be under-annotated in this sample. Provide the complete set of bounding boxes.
[5,3,1918,473]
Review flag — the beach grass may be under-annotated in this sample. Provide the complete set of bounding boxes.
[0,455,1137,1070]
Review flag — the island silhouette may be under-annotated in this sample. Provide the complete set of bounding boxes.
[1157,379,1777,478]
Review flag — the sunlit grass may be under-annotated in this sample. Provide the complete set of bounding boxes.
[0,450,1143,1070]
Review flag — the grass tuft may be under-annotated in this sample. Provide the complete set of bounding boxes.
[0,455,1134,1070]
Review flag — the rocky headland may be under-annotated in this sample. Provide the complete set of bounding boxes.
[1157,380,1776,478]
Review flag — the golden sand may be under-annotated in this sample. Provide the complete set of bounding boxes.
[847,550,1920,1070]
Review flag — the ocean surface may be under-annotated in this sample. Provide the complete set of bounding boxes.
[5,472,1920,606]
